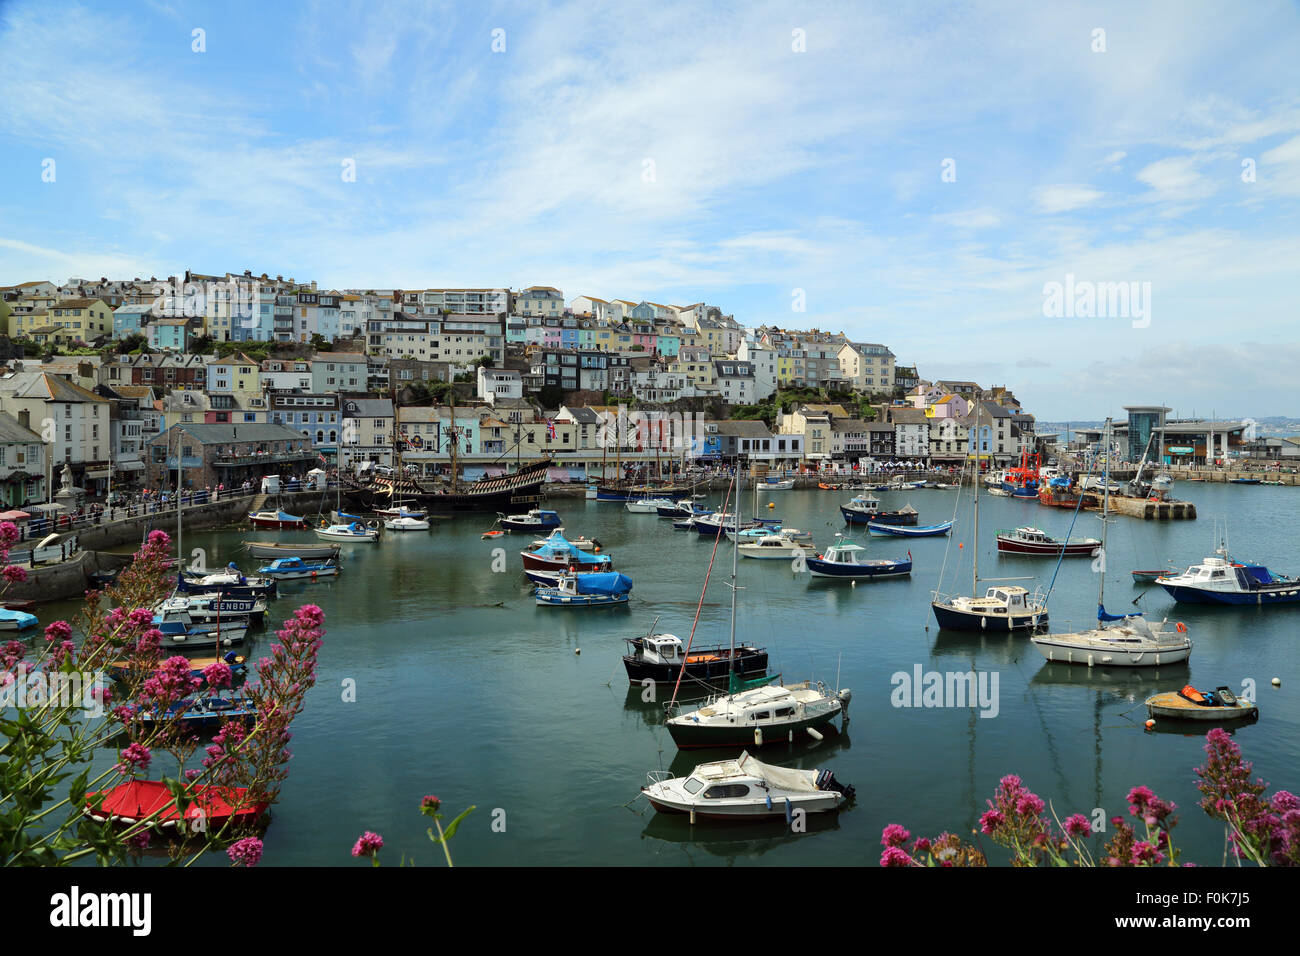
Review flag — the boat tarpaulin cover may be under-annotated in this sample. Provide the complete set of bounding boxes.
[1097,603,1141,622]
[574,572,633,596]
[1241,565,1275,586]
[736,751,819,793]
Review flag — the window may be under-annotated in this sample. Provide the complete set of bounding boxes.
[702,784,750,799]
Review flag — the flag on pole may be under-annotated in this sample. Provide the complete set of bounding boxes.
[547,419,556,440]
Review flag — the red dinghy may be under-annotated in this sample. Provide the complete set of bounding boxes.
[84,780,267,830]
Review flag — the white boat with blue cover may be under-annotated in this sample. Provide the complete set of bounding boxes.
[0,607,38,631]
[535,570,633,607]
[256,556,341,580]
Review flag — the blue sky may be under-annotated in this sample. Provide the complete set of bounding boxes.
[2,0,1298,420]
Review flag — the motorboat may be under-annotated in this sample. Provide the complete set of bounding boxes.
[626,497,675,514]
[151,611,248,649]
[642,751,854,819]
[135,693,259,731]
[1157,551,1300,605]
[622,632,768,685]
[839,495,918,526]
[657,498,708,518]
[738,533,817,560]
[153,592,266,626]
[256,556,341,580]
[805,538,911,579]
[666,680,851,748]
[315,520,380,542]
[247,510,307,530]
[996,526,1101,556]
[0,606,38,631]
[534,570,632,607]
[176,565,277,600]
[692,512,759,537]
[932,585,1049,630]
[498,509,561,532]
[520,532,612,573]
[756,478,795,491]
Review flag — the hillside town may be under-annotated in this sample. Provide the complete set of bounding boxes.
[0,271,1110,506]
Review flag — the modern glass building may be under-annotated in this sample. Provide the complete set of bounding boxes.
[1123,406,1170,462]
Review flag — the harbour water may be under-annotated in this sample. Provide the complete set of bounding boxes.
[61,482,1300,865]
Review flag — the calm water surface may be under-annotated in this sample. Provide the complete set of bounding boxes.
[59,482,1300,865]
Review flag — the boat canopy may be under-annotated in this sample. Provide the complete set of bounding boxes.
[574,572,633,596]
[1240,564,1275,585]
[1097,603,1142,622]
[735,752,819,793]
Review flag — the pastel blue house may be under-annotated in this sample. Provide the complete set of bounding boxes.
[112,304,152,340]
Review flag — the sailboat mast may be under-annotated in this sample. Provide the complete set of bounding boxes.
[1099,417,1112,610]
[728,461,741,672]
[972,392,980,594]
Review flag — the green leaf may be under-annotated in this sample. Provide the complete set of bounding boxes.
[438,805,476,842]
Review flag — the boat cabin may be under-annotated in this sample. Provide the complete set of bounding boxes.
[640,634,684,664]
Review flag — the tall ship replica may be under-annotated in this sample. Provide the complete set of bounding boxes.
[343,395,552,516]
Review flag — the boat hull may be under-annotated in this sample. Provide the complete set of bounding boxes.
[243,541,341,561]
[1031,636,1192,667]
[646,793,842,817]
[535,591,628,607]
[996,537,1100,556]
[807,557,911,578]
[623,646,768,685]
[868,521,952,537]
[1158,583,1300,605]
[667,708,840,749]
[841,508,917,526]
[931,602,1047,631]
[1145,692,1258,721]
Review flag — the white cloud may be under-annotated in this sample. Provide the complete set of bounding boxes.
[1032,185,1104,214]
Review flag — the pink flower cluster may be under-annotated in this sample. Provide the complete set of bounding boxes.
[227,836,264,867]
[352,831,383,858]
[1196,728,1300,865]
[140,656,201,708]
[114,742,152,775]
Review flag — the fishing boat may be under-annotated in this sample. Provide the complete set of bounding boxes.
[1145,685,1258,721]
[738,533,817,560]
[84,779,267,829]
[868,520,953,538]
[839,495,919,526]
[1037,476,1095,509]
[243,540,342,561]
[1030,418,1193,667]
[642,751,855,818]
[1001,450,1042,498]
[256,556,341,580]
[806,538,911,579]
[109,651,247,684]
[622,632,768,685]
[0,606,38,631]
[534,570,632,607]
[153,593,266,626]
[931,394,1049,631]
[520,532,613,573]
[315,520,380,542]
[498,509,562,532]
[756,478,795,491]
[996,526,1101,556]
[1229,477,1261,485]
[657,498,708,518]
[152,613,248,648]
[1156,552,1300,605]
[135,693,258,731]
[247,509,308,530]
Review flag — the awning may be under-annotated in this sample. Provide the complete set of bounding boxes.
[0,510,30,520]
[85,468,110,479]
[115,461,146,472]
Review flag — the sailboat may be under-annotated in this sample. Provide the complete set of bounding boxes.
[1030,419,1192,666]
[665,468,851,749]
[318,461,380,540]
[931,394,1049,630]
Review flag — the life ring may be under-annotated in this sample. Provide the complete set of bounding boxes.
[367,520,379,530]
[1176,622,1187,633]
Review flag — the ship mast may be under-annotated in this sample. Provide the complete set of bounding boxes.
[971,391,980,597]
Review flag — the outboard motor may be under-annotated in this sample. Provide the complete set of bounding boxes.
[816,768,855,801]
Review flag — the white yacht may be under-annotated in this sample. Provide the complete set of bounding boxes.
[642,751,854,819]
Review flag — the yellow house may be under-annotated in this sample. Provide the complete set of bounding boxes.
[45,298,114,343]
[7,293,59,337]
[670,346,716,389]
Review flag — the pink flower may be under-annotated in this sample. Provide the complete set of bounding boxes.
[115,742,152,774]
[1015,792,1045,817]
[979,809,1005,834]
[2,565,27,583]
[227,837,263,867]
[126,830,151,852]
[1131,841,1164,865]
[913,837,932,853]
[880,846,913,867]
[881,823,911,848]
[421,794,442,814]
[127,607,154,629]
[202,661,233,690]
[147,530,172,548]
[43,621,72,644]
[352,831,383,858]
[1064,814,1092,838]
[0,522,19,546]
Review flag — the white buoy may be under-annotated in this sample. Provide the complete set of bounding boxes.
[754,727,763,746]
[575,648,580,655]
[1272,677,1282,686]
[851,580,856,588]
[807,727,824,741]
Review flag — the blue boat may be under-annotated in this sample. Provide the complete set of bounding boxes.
[806,539,912,579]
[867,520,954,538]
[1157,551,1300,605]
[839,495,918,527]
[0,607,38,631]
[535,571,633,607]
[153,616,248,648]
[136,693,258,731]
[499,509,562,532]
[521,531,613,573]
[256,556,341,580]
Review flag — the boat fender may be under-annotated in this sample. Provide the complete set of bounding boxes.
[784,798,793,825]
[765,793,773,810]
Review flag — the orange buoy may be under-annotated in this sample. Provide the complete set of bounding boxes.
[1145,719,1155,729]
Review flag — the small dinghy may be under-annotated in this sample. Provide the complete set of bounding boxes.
[756,478,795,491]
[1132,569,1176,584]
[243,540,341,562]
[248,510,307,530]
[0,606,39,631]
[868,520,953,538]
[84,779,267,829]
[1146,685,1258,721]
[109,651,247,684]
[642,751,854,819]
